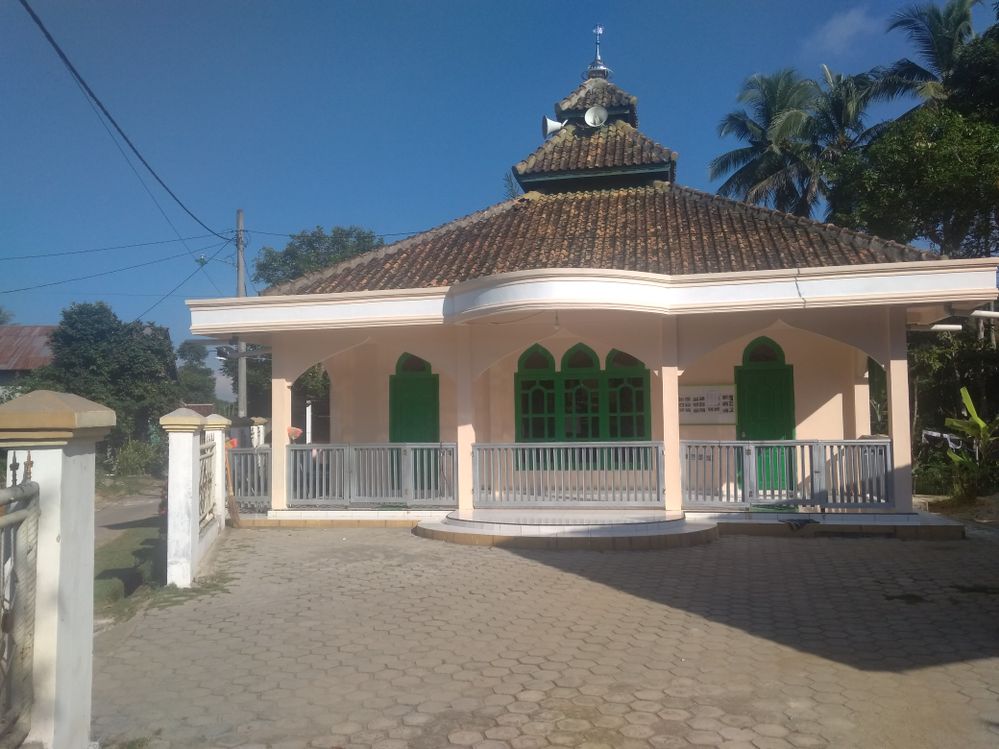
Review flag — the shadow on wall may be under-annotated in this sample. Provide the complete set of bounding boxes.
[505,535,999,673]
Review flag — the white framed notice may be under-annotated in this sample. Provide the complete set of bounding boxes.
[678,385,736,424]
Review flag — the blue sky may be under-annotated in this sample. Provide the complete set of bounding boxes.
[2,1,995,359]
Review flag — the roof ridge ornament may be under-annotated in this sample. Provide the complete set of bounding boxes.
[584,24,612,80]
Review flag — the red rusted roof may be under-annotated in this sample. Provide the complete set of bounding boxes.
[0,325,55,371]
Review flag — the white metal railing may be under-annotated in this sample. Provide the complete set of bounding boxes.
[198,439,216,528]
[0,477,39,744]
[228,446,271,512]
[288,444,348,505]
[287,443,457,508]
[681,439,892,509]
[473,442,665,507]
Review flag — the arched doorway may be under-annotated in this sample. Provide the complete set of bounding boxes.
[735,337,795,493]
[389,353,439,442]
[735,337,795,441]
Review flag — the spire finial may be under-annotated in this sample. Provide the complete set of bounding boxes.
[584,24,612,80]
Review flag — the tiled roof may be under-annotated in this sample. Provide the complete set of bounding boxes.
[556,79,638,117]
[514,121,675,178]
[0,325,55,371]
[266,183,933,296]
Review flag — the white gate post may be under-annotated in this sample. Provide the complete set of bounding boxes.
[0,390,115,749]
[160,408,205,588]
[204,414,231,532]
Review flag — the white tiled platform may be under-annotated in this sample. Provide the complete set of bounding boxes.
[414,508,718,549]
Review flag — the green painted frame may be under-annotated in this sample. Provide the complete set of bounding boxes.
[513,343,652,443]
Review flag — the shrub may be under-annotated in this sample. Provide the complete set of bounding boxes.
[945,387,999,503]
[114,440,157,477]
[913,446,953,495]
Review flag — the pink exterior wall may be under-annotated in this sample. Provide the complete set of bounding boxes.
[307,310,880,445]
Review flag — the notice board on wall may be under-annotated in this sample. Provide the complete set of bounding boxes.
[678,385,736,424]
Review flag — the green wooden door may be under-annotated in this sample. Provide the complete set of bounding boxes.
[389,374,440,443]
[736,339,795,493]
[735,367,795,442]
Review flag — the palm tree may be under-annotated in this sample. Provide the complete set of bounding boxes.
[710,68,882,218]
[708,69,819,216]
[875,0,981,101]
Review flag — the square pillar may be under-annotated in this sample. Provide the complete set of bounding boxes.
[0,390,115,749]
[455,327,476,511]
[887,307,913,512]
[160,408,205,588]
[270,367,294,511]
[660,318,683,512]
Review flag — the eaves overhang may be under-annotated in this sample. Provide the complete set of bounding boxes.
[187,258,999,335]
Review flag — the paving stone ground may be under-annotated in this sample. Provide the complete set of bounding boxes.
[93,529,999,749]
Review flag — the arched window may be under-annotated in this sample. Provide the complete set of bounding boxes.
[561,344,601,441]
[606,349,651,440]
[514,344,650,442]
[743,337,785,365]
[515,345,557,442]
[389,353,439,442]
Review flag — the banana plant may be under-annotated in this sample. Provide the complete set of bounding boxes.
[944,387,998,500]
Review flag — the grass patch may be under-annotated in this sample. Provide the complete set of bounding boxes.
[94,516,165,621]
[95,473,163,503]
[95,516,234,622]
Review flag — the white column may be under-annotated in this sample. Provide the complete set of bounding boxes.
[270,368,293,510]
[455,327,476,512]
[660,318,683,512]
[204,414,231,533]
[0,390,115,749]
[886,307,913,512]
[160,408,205,588]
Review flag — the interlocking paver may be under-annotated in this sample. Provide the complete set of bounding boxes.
[94,529,999,748]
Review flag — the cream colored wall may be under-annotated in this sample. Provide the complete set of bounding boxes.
[678,322,864,441]
[308,309,879,445]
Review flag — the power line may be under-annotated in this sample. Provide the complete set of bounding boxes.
[134,240,233,321]
[17,0,229,242]
[65,73,224,294]
[0,241,229,295]
[7,234,216,261]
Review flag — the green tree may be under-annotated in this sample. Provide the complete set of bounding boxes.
[874,0,982,102]
[177,340,216,404]
[252,226,384,288]
[945,18,999,122]
[0,306,12,325]
[710,67,882,218]
[22,302,179,445]
[828,107,999,256]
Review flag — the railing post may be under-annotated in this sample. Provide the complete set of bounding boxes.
[204,414,231,529]
[0,390,115,749]
[401,445,414,503]
[811,442,827,506]
[160,408,205,588]
[742,445,756,502]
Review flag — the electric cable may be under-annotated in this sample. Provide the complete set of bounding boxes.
[7,234,216,261]
[18,0,229,242]
[134,239,234,321]
[0,240,229,294]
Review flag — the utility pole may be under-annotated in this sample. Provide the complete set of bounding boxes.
[236,209,247,419]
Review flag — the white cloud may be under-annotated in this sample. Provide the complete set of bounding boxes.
[804,6,880,58]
